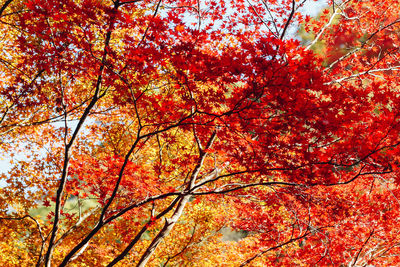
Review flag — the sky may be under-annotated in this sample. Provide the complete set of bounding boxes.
[302,0,328,17]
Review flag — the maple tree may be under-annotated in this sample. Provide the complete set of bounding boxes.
[2,0,400,265]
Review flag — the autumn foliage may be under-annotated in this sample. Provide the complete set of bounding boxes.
[2,0,400,265]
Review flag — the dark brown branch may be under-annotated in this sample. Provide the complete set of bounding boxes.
[0,0,13,17]
[280,0,295,40]
[240,226,331,266]
[106,196,182,266]
[352,229,375,266]
[163,224,197,266]
[44,2,120,266]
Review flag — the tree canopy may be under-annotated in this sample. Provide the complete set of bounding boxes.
[2,0,400,266]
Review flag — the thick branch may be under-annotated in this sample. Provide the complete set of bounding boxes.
[0,0,13,17]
